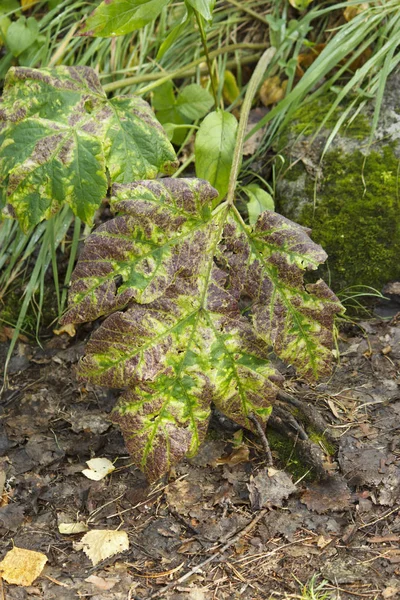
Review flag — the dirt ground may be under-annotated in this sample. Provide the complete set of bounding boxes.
[0,313,400,600]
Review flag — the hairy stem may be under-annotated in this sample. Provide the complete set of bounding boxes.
[102,43,268,93]
[226,47,276,206]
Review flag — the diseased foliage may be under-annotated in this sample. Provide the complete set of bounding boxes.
[62,178,343,481]
[0,66,177,231]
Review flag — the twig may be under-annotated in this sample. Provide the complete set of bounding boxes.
[359,505,400,529]
[0,577,5,600]
[143,508,268,599]
[248,412,273,465]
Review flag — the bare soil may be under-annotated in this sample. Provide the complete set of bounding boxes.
[0,317,399,599]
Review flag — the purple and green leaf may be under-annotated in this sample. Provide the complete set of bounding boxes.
[63,178,344,480]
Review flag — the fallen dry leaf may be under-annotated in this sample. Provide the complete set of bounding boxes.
[53,323,76,337]
[0,547,47,586]
[215,445,249,466]
[248,468,296,510]
[382,586,400,599]
[78,530,129,565]
[85,574,119,591]
[301,476,351,513]
[296,44,326,78]
[82,457,115,481]
[58,522,88,535]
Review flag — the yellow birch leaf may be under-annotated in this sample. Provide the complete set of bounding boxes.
[79,530,129,566]
[0,547,47,586]
[82,457,115,481]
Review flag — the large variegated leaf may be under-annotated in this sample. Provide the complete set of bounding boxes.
[0,66,177,231]
[62,178,343,480]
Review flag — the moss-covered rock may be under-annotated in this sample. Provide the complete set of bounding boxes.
[275,73,400,296]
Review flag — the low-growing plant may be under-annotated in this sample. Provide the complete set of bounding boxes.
[57,50,344,481]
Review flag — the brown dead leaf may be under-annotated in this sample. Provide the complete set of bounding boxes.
[260,76,287,106]
[0,547,47,586]
[301,476,351,513]
[166,478,203,515]
[248,468,296,510]
[0,326,29,343]
[383,586,400,599]
[296,44,326,78]
[317,535,333,548]
[215,445,249,466]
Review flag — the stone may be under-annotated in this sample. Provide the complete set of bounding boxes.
[275,69,400,295]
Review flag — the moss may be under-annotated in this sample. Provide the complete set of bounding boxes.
[297,144,400,292]
[266,428,314,481]
[0,285,58,336]
[290,95,371,139]
[307,431,335,456]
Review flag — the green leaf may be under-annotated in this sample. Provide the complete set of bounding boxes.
[153,82,212,145]
[63,179,343,480]
[82,0,171,38]
[156,10,190,60]
[243,184,275,225]
[0,66,177,230]
[0,0,20,16]
[195,110,237,205]
[184,0,215,21]
[176,84,214,120]
[5,16,39,57]
[0,16,11,45]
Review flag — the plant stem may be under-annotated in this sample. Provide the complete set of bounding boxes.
[102,43,268,93]
[194,10,218,110]
[226,47,276,206]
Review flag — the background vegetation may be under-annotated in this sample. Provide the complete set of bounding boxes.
[1,0,399,371]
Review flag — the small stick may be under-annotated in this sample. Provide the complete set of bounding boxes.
[248,412,273,465]
[144,508,268,599]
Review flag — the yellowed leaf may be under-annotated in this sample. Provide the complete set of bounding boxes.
[259,76,287,106]
[53,323,76,337]
[78,530,129,566]
[58,522,89,535]
[0,547,47,586]
[21,0,40,9]
[343,3,369,21]
[82,457,115,481]
[223,70,241,106]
